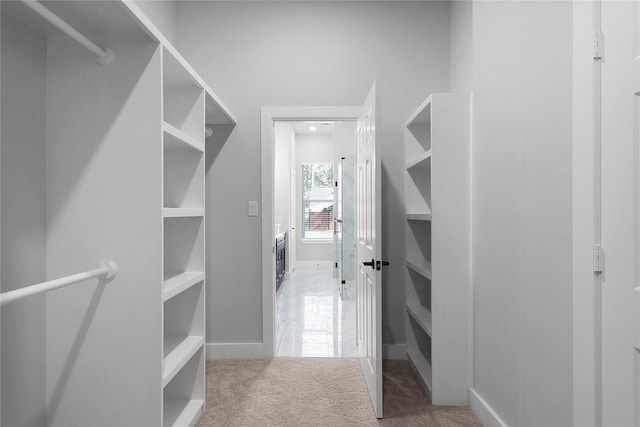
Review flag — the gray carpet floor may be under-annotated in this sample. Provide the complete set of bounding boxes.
[196,358,482,426]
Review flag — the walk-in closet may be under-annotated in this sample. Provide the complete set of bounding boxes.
[1,1,235,425]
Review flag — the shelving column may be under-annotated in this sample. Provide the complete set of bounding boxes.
[161,47,206,427]
[404,93,470,406]
[404,98,434,396]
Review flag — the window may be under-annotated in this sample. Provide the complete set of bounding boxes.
[302,163,334,240]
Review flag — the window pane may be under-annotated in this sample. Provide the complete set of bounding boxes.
[302,163,334,239]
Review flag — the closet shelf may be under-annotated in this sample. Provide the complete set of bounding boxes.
[406,259,432,280]
[163,208,204,218]
[407,349,433,395]
[163,122,204,152]
[406,301,432,337]
[164,399,204,427]
[406,212,432,221]
[406,150,432,171]
[163,272,205,302]
[162,335,204,388]
[406,97,433,128]
[205,92,237,125]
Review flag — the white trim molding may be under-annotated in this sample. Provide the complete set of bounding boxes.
[261,106,361,357]
[572,1,599,425]
[382,344,407,360]
[206,343,266,360]
[294,260,333,269]
[469,387,509,427]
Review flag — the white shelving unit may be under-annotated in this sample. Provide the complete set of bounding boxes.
[1,1,236,425]
[161,45,208,426]
[404,93,470,405]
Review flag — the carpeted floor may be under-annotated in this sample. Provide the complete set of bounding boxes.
[196,358,482,426]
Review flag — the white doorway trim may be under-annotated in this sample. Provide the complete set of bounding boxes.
[573,1,600,425]
[260,106,360,357]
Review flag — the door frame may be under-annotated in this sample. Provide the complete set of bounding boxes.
[573,1,601,425]
[260,106,361,356]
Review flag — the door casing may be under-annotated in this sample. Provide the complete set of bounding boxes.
[260,106,361,357]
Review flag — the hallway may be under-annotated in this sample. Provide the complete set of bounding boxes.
[276,267,356,357]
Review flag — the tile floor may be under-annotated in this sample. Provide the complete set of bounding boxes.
[276,266,356,357]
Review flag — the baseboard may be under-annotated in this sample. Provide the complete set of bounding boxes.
[383,344,407,360]
[295,260,333,269]
[469,387,508,427]
[206,343,266,360]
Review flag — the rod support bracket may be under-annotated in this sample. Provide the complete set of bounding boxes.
[97,48,114,66]
[101,260,119,281]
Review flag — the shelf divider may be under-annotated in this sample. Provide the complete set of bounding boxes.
[163,272,205,302]
[162,335,204,388]
[163,208,205,218]
[163,399,204,427]
[406,212,432,221]
[163,121,204,152]
[406,149,432,170]
[406,259,432,280]
[406,301,432,337]
[407,349,433,396]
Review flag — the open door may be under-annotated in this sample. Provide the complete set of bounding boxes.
[356,82,383,418]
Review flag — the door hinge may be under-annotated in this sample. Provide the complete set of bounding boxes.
[593,31,604,61]
[593,244,604,273]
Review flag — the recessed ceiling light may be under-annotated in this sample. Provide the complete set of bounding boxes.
[309,126,317,132]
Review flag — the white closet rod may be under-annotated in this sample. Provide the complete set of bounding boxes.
[19,0,114,65]
[0,260,119,306]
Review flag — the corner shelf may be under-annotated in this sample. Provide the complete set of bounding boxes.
[163,208,205,218]
[163,122,204,153]
[406,301,432,337]
[406,213,432,221]
[163,272,205,302]
[163,335,204,387]
[162,346,205,427]
[406,150,432,170]
[407,349,432,395]
[163,399,204,427]
[163,217,204,281]
[406,259,432,280]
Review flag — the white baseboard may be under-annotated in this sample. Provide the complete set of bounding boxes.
[383,344,407,360]
[469,387,508,427]
[295,260,333,269]
[207,342,407,360]
[206,343,266,360]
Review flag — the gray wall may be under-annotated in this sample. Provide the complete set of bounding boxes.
[134,0,177,46]
[1,12,47,427]
[449,0,472,93]
[176,1,450,345]
[470,2,573,426]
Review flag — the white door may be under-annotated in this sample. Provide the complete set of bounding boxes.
[356,82,383,418]
[335,160,343,284]
[601,1,640,425]
[289,168,297,273]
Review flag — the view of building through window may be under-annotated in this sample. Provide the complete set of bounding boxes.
[302,163,334,239]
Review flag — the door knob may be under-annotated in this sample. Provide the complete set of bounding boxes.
[362,259,375,269]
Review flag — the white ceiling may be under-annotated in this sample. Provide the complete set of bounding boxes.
[290,121,334,135]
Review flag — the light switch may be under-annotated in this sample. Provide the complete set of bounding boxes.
[248,201,259,217]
